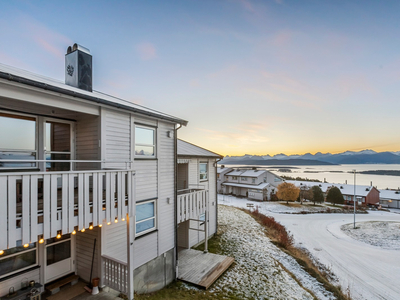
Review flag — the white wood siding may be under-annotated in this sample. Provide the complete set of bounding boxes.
[102,108,131,169]
[133,232,158,269]
[135,160,157,200]
[157,121,175,254]
[188,159,198,187]
[0,268,40,296]
[102,221,127,264]
[76,227,101,282]
[76,115,100,170]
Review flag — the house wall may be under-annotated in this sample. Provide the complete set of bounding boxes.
[76,227,101,283]
[177,163,188,191]
[0,268,40,297]
[366,188,380,205]
[75,114,100,170]
[100,109,176,282]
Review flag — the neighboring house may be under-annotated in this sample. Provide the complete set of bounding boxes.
[287,180,380,206]
[217,166,233,193]
[222,168,282,201]
[378,189,400,208]
[0,44,191,299]
[176,139,223,249]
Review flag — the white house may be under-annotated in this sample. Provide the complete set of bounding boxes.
[217,166,232,193]
[176,139,222,249]
[379,189,400,208]
[0,44,203,299]
[221,168,282,201]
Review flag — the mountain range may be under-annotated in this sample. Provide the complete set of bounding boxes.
[220,150,400,165]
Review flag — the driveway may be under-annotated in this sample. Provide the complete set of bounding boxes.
[271,211,400,300]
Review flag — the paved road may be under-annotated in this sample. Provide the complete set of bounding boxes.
[271,211,400,300]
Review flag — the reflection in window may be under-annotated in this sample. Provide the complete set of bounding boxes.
[0,241,37,278]
[46,121,71,171]
[135,126,155,157]
[47,240,71,266]
[0,112,36,169]
[136,200,156,235]
[200,162,208,180]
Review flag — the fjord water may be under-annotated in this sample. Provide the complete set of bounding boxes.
[226,164,400,190]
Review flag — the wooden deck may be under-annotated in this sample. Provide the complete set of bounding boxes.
[177,249,234,289]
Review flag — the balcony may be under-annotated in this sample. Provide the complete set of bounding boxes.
[0,160,134,251]
[177,188,208,224]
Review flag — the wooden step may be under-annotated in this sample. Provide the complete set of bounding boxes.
[46,275,79,295]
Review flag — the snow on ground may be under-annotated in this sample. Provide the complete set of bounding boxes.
[208,205,335,300]
[220,194,400,300]
[341,221,400,250]
[218,194,336,214]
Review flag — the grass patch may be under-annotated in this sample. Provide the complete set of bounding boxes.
[246,207,351,300]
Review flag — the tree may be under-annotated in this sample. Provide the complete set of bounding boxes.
[326,186,344,205]
[276,182,300,204]
[311,185,324,205]
[299,185,312,204]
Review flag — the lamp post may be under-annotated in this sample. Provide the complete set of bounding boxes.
[353,169,356,229]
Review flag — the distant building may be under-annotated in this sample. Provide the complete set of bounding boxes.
[217,166,233,193]
[221,168,282,201]
[379,189,400,208]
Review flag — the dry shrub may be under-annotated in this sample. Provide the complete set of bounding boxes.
[249,208,294,249]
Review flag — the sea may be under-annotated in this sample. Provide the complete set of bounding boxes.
[220,164,400,190]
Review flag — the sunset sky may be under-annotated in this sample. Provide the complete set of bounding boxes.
[1,0,399,156]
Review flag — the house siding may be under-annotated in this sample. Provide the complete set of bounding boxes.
[102,108,131,169]
[76,227,101,283]
[76,114,100,170]
[0,268,40,296]
[102,221,127,264]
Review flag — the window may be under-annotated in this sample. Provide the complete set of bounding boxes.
[252,178,256,184]
[136,200,156,235]
[45,120,72,171]
[135,125,155,157]
[199,162,208,181]
[0,241,37,278]
[0,112,37,169]
[241,177,247,181]
[232,176,237,180]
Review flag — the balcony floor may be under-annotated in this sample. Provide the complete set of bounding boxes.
[177,249,234,289]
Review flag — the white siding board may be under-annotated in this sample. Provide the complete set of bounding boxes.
[135,160,157,201]
[133,232,158,269]
[102,221,128,264]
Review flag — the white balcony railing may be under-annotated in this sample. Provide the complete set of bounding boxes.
[177,189,208,224]
[0,161,135,250]
[102,255,128,295]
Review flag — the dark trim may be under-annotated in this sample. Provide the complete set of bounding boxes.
[134,158,158,161]
[0,71,188,126]
[134,122,157,128]
[0,265,40,282]
[0,107,76,122]
[136,197,157,204]
[134,229,158,240]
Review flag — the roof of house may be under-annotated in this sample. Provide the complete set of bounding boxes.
[177,139,223,158]
[0,63,188,126]
[239,169,267,177]
[286,180,377,196]
[226,170,246,176]
[222,182,271,190]
[379,190,400,200]
[217,167,233,174]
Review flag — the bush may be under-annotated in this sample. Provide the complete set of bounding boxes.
[249,208,294,249]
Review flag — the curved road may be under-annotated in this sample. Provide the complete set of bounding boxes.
[271,211,400,300]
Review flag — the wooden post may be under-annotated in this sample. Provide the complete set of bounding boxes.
[204,191,208,253]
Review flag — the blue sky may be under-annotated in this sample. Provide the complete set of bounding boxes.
[1,0,400,155]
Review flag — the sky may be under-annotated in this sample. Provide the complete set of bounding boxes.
[1,0,400,156]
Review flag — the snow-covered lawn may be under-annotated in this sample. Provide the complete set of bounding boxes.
[341,221,400,250]
[209,205,335,300]
[220,194,400,300]
[218,194,338,214]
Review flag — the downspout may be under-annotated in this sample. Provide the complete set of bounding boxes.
[174,123,183,279]
[215,158,223,235]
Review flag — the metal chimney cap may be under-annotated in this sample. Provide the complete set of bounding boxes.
[71,43,91,55]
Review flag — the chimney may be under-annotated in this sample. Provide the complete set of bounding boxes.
[65,43,92,92]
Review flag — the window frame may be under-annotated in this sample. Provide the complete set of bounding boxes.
[135,199,157,236]
[134,124,156,159]
[199,162,208,181]
[0,110,38,170]
[0,242,38,279]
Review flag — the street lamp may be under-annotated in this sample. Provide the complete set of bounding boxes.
[353,169,356,229]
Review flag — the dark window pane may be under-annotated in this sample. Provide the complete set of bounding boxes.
[0,250,36,277]
[46,153,71,171]
[46,122,71,152]
[46,241,71,266]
